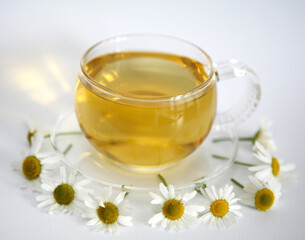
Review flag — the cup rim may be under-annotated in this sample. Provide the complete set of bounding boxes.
[80,33,215,103]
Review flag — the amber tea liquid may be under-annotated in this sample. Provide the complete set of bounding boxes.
[75,52,217,170]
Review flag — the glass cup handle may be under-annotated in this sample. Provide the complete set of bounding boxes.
[213,59,261,130]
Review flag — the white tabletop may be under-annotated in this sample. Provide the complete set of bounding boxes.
[1,0,305,239]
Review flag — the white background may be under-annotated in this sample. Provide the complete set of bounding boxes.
[1,0,305,239]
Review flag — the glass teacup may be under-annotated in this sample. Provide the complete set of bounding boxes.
[75,34,260,172]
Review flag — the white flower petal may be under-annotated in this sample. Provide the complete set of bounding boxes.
[49,204,61,214]
[249,164,269,172]
[149,192,163,201]
[200,212,213,223]
[182,191,196,202]
[36,195,52,202]
[281,164,295,172]
[74,179,91,188]
[151,198,164,204]
[210,216,217,227]
[222,215,232,227]
[229,198,240,205]
[229,204,241,210]
[254,142,272,160]
[83,211,97,218]
[249,176,263,189]
[41,183,54,192]
[227,192,236,202]
[243,183,258,194]
[227,212,237,225]
[227,185,234,196]
[218,187,224,199]
[148,212,164,225]
[47,205,58,215]
[216,218,224,228]
[231,209,243,217]
[211,186,218,199]
[239,195,255,207]
[181,214,198,229]
[168,185,175,199]
[175,219,185,231]
[40,155,61,164]
[30,133,43,154]
[204,188,215,201]
[118,216,133,227]
[222,185,230,200]
[85,200,98,209]
[159,183,169,199]
[114,192,126,205]
[37,199,54,208]
[111,222,119,234]
[104,187,112,201]
[199,188,210,201]
[161,218,169,229]
[36,151,57,158]
[87,218,100,226]
[68,171,76,185]
[255,169,273,181]
[167,221,176,232]
[60,167,67,182]
[185,205,205,213]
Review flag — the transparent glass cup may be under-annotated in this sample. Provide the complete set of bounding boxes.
[75,34,260,172]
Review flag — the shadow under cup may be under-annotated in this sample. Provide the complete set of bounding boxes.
[75,34,217,172]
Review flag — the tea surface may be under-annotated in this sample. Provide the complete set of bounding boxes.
[75,52,216,170]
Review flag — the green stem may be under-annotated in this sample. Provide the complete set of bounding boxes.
[195,183,207,195]
[44,131,82,138]
[212,154,229,160]
[212,154,254,167]
[63,144,73,155]
[121,185,130,198]
[195,183,207,196]
[234,161,255,167]
[27,131,37,146]
[239,137,254,142]
[231,178,244,189]
[213,137,232,143]
[157,174,168,187]
[195,187,202,195]
[193,176,205,182]
[213,136,255,143]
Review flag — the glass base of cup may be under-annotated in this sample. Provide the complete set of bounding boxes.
[112,160,177,173]
[51,109,238,192]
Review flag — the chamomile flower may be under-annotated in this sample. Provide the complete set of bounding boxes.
[148,183,205,232]
[199,185,242,228]
[82,187,132,233]
[213,119,276,150]
[253,119,276,152]
[23,117,47,146]
[249,142,295,182]
[12,133,63,191]
[36,166,92,214]
[239,176,281,211]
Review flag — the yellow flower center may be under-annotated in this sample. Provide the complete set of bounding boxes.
[97,202,119,224]
[210,200,229,217]
[255,188,274,211]
[162,199,184,220]
[53,184,74,205]
[22,155,41,180]
[253,129,262,142]
[271,157,280,176]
